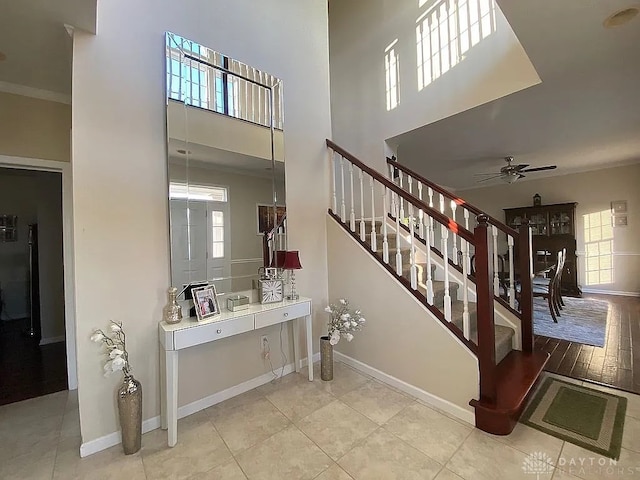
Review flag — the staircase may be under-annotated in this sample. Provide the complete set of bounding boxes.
[326,139,549,435]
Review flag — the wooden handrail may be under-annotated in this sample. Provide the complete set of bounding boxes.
[386,157,519,238]
[327,140,475,243]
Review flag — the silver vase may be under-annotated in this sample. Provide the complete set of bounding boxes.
[320,336,333,381]
[163,287,182,324]
[118,374,142,455]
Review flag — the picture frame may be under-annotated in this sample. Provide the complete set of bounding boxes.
[257,204,286,235]
[191,284,220,321]
[613,215,628,227]
[611,200,627,214]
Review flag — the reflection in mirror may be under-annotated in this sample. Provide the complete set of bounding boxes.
[165,32,286,299]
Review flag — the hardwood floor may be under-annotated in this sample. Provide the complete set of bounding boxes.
[536,294,640,393]
[0,318,67,406]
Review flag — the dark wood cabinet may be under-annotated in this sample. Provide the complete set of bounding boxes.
[504,202,581,297]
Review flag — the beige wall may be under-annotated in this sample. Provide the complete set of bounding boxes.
[327,218,479,417]
[328,0,540,171]
[460,163,640,295]
[72,0,331,445]
[0,92,70,162]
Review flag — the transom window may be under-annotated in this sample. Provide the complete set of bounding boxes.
[169,183,228,202]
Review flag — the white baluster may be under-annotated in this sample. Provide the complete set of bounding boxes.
[407,176,413,227]
[370,177,377,252]
[390,181,398,218]
[330,149,337,213]
[349,163,355,232]
[382,186,390,264]
[439,193,445,214]
[395,206,402,275]
[462,238,470,340]
[409,204,417,290]
[398,172,405,221]
[492,225,499,296]
[508,234,515,308]
[417,183,425,240]
[339,156,346,221]
[441,226,451,321]
[450,200,458,266]
[359,169,365,241]
[425,216,434,304]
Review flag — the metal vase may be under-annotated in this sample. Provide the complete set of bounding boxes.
[320,336,334,381]
[117,374,142,455]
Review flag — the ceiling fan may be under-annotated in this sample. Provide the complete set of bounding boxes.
[474,156,557,184]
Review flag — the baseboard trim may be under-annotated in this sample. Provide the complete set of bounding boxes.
[581,288,640,297]
[80,354,318,457]
[39,335,65,346]
[334,351,475,425]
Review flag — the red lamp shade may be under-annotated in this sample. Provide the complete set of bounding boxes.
[270,250,287,268]
[282,251,302,270]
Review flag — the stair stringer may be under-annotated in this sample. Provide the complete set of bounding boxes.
[382,216,523,351]
[327,216,478,424]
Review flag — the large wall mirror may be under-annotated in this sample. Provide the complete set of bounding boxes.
[165,32,286,296]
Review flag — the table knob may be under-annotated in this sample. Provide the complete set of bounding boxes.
[283,312,288,317]
[216,329,222,334]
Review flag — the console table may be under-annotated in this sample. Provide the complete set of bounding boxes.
[158,296,313,446]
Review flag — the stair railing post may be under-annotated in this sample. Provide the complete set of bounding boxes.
[382,186,390,264]
[474,214,497,405]
[329,148,337,214]
[518,221,534,353]
[417,182,425,240]
[349,162,356,232]
[359,169,366,241]
[369,176,377,252]
[409,203,418,290]
[339,155,346,221]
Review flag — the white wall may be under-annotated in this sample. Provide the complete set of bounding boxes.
[460,163,640,295]
[0,92,71,162]
[327,217,478,417]
[72,0,331,445]
[0,169,65,341]
[328,0,540,171]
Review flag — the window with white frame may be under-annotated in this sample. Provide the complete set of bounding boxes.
[169,183,228,202]
[416,0,496,90]
[583,209,614,285]
[385,40,400,111]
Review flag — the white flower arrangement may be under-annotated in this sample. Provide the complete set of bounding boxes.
[91,321,132,378]
[324,298,366,346]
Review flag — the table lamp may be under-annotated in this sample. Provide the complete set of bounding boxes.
[270,250,287,270]
[282,251,302,300]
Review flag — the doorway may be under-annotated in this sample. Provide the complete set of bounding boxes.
[0,166,67,405]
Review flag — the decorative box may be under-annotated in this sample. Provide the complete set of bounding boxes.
[227,295,250,312]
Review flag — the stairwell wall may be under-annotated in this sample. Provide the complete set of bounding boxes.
[327,217,479,420]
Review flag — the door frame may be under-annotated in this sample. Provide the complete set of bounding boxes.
[0,154,77,390]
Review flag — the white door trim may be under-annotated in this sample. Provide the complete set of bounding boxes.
[0,154,77,390]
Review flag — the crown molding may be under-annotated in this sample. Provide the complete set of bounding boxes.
[0,80,71,105]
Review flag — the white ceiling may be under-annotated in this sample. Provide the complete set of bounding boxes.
[390,0,640,190]
[0,0,97,95]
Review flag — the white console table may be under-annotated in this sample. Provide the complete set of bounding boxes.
[158,296,313,447]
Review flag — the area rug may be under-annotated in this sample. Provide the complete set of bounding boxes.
[521,377,626,459]
[533,296,609,347]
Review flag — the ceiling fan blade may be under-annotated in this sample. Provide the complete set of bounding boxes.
[475,174,503,183]
[473,172,501,177]
[521,165,557,173]
[513,164,530,171]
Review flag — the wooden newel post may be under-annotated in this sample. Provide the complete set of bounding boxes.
[474,214,496,405]
[518,221,534,353]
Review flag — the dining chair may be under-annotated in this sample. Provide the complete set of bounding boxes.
[532,248,565,322]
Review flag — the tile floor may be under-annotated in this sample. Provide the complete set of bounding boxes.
[3,362,640,479]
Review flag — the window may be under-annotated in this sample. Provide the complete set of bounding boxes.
[583,209,614,285]
[416,0,496,90]
[385,40,400,111]
[166,34,213,109]
[169,183,228,202]
[211,211,225,259]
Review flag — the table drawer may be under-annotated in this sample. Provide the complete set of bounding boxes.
[255,302,311,329]
[174,315,254,349]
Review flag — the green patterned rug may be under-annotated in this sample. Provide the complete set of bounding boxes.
[521,377,626,459]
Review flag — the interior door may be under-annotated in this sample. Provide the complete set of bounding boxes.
[170,199,208,289]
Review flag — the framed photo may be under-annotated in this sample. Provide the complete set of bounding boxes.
[613,215,628,227]
[191,284,220,321]
[257,204,286,235]
[611,200,627,214]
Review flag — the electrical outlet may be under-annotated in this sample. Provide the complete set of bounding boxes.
[260,335,268,351]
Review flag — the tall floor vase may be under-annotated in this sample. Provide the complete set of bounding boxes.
[118,375,142,454]
[320,336,333,381]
